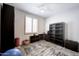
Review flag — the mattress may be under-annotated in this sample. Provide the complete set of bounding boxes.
[17,40,79,56]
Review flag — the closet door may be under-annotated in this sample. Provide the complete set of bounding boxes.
[1,4,15,52]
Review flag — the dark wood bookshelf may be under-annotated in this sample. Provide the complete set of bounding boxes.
[48,22,65,46]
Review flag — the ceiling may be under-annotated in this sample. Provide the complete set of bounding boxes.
[8,3,79,18]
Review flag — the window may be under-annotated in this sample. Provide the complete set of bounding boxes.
[25,16,38,34]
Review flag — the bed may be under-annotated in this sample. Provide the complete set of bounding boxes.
[17,40,79,56]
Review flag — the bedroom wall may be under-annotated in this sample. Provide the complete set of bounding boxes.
[45,9,79,43]
[14,9,45,44]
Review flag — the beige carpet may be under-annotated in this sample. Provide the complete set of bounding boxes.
[17,40,79,56]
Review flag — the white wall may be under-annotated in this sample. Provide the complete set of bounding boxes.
[45,9,79,42]
[15,9,45,44]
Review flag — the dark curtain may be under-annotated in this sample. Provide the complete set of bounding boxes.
[1,4,15,53]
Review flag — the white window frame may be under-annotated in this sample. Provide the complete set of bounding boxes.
[25,16,38,34]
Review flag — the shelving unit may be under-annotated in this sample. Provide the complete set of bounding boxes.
[48,22,65,46]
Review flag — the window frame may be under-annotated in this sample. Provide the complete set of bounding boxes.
[24,16,38,35]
